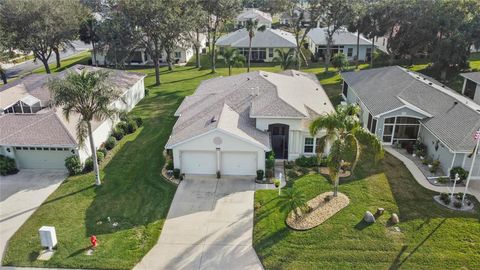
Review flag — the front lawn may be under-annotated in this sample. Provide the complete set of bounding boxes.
[253,153,480,269]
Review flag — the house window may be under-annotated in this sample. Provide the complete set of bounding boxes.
[366,47,372,59]
[304,138,314,153]
[347,48,353,57]
[342,81,348,98]
[382,116,420,144]
[175,52,181,59]
[464,79,476,100]
[269,48,274,58]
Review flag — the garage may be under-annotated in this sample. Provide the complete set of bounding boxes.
[14,146,72,169]
[221,151,257,176]
[181,151,217,175]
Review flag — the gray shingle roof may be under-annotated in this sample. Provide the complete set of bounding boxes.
[166,70,335,149]
[461,72,480,84]
[0,111,77,146]
[307,27,372,46]
[236,8,272,24]
[342,66,480,152]
[217,28,297,48]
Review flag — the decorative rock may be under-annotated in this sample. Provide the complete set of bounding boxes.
[364,211,376,223]
[390,213,400,224]
[375,208,384,216]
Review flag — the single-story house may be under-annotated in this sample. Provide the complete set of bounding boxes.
[307,27,374,61]
[341,66,480,180]
[165,70,335,176]
[95,35,207,66]
[0,65,145,170]
[280,7,311,28]
[461,71,480,104]
[216,28,297,63]
[235,8,272,29]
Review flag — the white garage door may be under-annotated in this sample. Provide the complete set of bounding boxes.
[181,151,217,175]
[14,146,72,169]
[221,152,257,176]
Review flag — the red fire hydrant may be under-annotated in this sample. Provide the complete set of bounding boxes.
[90,235,98,248]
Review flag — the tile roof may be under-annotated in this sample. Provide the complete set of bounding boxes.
[307,27,372,46]
[342,66,480,152]
[165,70,334,149]
[461,72,480,84]
[217,28,297,48]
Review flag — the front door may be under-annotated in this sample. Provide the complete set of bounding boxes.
[269,124,289,159]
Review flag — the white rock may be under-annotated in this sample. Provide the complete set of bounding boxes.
[364,211,375,223]
[390,213,400,224]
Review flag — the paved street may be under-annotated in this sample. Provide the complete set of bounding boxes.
[0,170,66,260]
[134,176,263,270]
[4,41,90,80]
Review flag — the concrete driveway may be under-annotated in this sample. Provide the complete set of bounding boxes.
[0,169,67,259]
[135,176,263,270]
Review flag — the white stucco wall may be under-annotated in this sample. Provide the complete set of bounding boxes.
[171,129,266,172]
[217,46,296,63]
[308,37,372,61]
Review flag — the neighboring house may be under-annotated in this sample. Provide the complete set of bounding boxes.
[307,27,374,61]
[280,7,311,27]
[235,8,272,29]
[216,28,297,63]
[95,35,207,66]
[165,70,335,176]
[0,65,146,170]
[461,72,480,104]
[341,66,480,179]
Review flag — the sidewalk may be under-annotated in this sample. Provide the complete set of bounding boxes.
[385,147,479,201]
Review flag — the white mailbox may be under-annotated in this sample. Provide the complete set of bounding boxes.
[39,226,57,250]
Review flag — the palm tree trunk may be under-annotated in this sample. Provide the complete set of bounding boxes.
[53,47,61,68]
[87,121,101,186]
[355,31,360,69]
[248,37,252,72]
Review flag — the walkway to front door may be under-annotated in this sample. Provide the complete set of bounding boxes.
[134,176,263,270]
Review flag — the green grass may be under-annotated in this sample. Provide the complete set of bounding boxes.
[253,153,480,270]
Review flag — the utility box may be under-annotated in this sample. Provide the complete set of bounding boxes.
[39,226,57,250]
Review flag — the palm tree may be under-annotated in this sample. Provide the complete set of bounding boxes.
[273,48,297,70]
[277,188,307,219]
[219,47,246,76]
[245,19,266,72]
[309,104,383,197]
[48,70,123,186]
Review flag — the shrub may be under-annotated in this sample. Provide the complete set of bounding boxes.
[295,155,317,167]
[256,170,264,180]
[284,161,294,169]
[265,168,274,178]
[116,121,129,134]
[265,152,275,169]
[126,120,138,134]
[0,155,18,176]
[450,167,468,182]
[319,157,328,167]
[331,52,348,71]
[273,178,280,187]
[440,192,449,202]
[437,177,449,184]
[65,155,82,176]
[144,88,150,96]
[83,157,94,172]
[324,195,332,202]
[96,151,105,163]
[98,148,107,157]
[119,111,130,122]
[134,117,143,127]
[173,168,181,179]
[166,159,174,170]
[443,197,451,205]
[105,136,116,150]
[111,128,124,141]
[298,167,309,175]
[287,170,299,179]
[453,201,463,208]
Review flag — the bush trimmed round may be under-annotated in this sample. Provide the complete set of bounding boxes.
[111,128,124,141]
[134,117,143,127]
[116,121,129,134]
[96,151,105,163]
[83,157,94,172]
[105,136,116,150]
[65,155,82,176]
[0,154,18,176]
[127,120,138,133]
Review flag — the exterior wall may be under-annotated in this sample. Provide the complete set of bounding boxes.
[78,78,145,163]
[418,126,454,175]
[308,38,372,61]
[217,46,295,63]
[171,130,266,172]
[459,152,480,179]
[255,117,327,160]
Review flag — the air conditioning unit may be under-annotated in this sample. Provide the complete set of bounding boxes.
[39,226,57,251]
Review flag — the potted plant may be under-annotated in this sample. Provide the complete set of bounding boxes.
[274,178,281,188]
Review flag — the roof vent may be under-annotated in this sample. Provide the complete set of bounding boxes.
[454,101,458,105]
[210,116,217,123]
[428,82,432,85]
[316,88,319,91]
